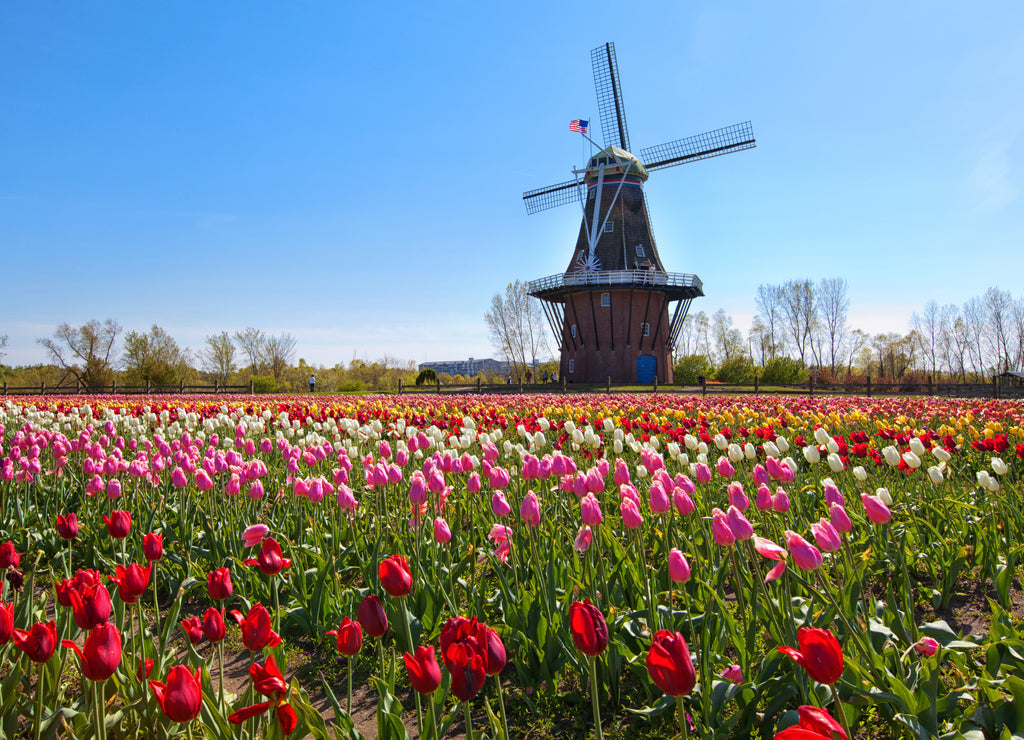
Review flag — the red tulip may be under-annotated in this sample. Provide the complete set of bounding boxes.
[0,600,13,644]
[444,641,487,702]
[357,594,388,638]
[645,630,696,697]
[109,563,151,604]
[207,567,233,601]
[150,665,202,723]
[67,582,113,630]
[480,625,506,675]
[228,655,297,736]
[102,510,132,539]
[62,622,122,681]
[778,627,844,685]
[202,607,226,643]
[13,620,58,663]
[378,554,412,597]
[56,513,79,540]
[569,599,608,656]
[326,617,363,656]
[404,645,441,694]
[250,654,287,698]
[230,603,282,652]
[774,705,848,740]
[245,537,292,576]
[143,532,164,561]
[0,541,20,569]
[181,616,203,645]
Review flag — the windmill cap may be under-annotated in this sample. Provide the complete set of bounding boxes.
[584,146,649,182]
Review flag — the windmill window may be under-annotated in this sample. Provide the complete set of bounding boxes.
[568,359,575,374]
[640,322,650,337]
[604,221,614,233]
[570,324,577,338]
[601,293,610,307]
[635,246,646,257]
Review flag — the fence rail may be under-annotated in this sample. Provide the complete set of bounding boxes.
[2,380,253,396]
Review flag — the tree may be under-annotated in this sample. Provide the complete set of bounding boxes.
[200,332,236,384]
[37,319,122,389]
[123,325,189,386]
[234,327,266,376]
[484,281,549,381]
[711,309,746,363]
[673,354,713,384]
[779,280,816,363]
[264,333,297,382]
[984,287,1015,373]
[748,316,773,367]
[754,283,785,360]
[0,332,6,363]
[816,277,849,374]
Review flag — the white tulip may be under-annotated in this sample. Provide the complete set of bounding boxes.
[650,436,661,450]
[933,447,951,462]
[714,434,729,451]
[803,445,821,464]
[679,453,690,465]
[613,428,624,441]
[814,427,831,446]
[533,431,546,449]
[763,441,780,459]
[698,442,709,455]
[572,429,584,445]
[992,457,1009,476]
[876,487,893,506]
[565,420,576,434]
[613,440,623,455]
[667,442,680,459]
[853,466,868,481]
[987,476,1000,493]
[976,470,991,488]
[882,446,901,467]
[825,439,839,454]
[783,457,799,474]
[636,465,649,479]
[697,453,708,465]
[517,424,527,438]
[684,434,699,451]
[744,443,756,460]
[902,451,922,469]
[728,443,743,463]
[927,466,944,485]
[909,437,926,456]
[775,437,790,453]
[603,418,614,433]
[827,453,844,472]
[503,440,514,454]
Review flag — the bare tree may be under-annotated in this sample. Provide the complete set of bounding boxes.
[748,316,773,366]
[201,332,237,384]
[38,319,122,388]
[691,311,712,360]
[264,333,297,381]
[234,327,266,376]
[484,281,549,380]
[754,284,784,359]
[0,333,7,364]
[963,297,987,379]
[984,287,1015,373]
[711,309,745,363]
[845,329,869,377]
[1013,297,1024,371]
[817,277,849,374]
[780,279,816,364]
[910,300,942,377]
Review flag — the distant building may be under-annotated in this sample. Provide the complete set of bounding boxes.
[418,357,509,377]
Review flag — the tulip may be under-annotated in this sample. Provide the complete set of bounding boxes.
[852,465,868,482]
[109,563,151,604]
[620,497,643,529]
[914,637,940,656]
[753,535,788,583]
[245,537,292,576]
[150,665,203,723]
[481,625,506,675]
[327,617,363,656]
[357,594,389,638]
[693,463,712,484]
[772,488,791,513]
[433,517,452,544]
[827,453,844,473]
[13,621,58,663]
[829,503,853,534]
[0,600,12,644]
[992,457,1009,476]
[202,607,226,643]
[67,582,113,630]
[569,599,608,656]
[727,482,749,511]
[803,445,820,464]
[102,510,131,539]
[230,603,282,651]
[573,525,593,553]
[491,491,512,517]
[861,493,892,524]
[711,508,736,546]
[208,568,233,601]
[781,705,849,740]
[379,554,413,597]
[106,478,122,499]
[668,548,690,584]
[520,491,541,527]
[181,616,203,645]
[755,484,773,511]
[882,445,901,467]
[933,446,951,462]
[62,622,122,681]
[726,505,754,541]
[721,664,743,684]
[784,530,823,571]
[927,465,944,485]
[142,532,163,561]
[716,456,735,478]
[778,627,844,684]
[404,645,442,694]
[810,519,842,553]
[56,513,79,540]
[646,630,696,696]
[672,488,695,516]
[445,640,487,701]
[648,482,671,515]
[580,492,602,526]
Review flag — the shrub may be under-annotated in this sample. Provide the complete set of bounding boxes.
[251,375,279,393]
[715,356,756,384]
[760,357,806,385]
[673,354,714,385]
[337,380,366,393]
[415,369,437,386]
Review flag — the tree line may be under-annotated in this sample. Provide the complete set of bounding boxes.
[0,321,420,393]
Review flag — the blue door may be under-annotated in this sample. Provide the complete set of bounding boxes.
[637,355,657,384]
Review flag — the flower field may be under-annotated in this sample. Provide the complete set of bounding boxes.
[1,393,1023,739]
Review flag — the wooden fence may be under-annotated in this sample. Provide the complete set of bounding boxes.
[2,380,253,396]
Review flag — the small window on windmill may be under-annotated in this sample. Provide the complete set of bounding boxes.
[571,324,577,338]
[601,293,610,307]
[635,245,646,258]
[604,221,614,233]
[641,322,650,337]
[568,359,575,374]
[588,188,595,200]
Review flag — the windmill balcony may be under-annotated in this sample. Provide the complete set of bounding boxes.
[528,269,704,302]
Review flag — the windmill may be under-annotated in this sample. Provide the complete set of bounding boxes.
[524,42,755,385]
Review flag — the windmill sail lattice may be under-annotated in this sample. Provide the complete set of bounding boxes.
[523,42,755,384]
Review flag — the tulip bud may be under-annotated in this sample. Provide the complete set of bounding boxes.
[882,446,901,467]
[927,466,944,485]
[992,457,1008,476]
[803,446,820,464]
[853,465,868,482]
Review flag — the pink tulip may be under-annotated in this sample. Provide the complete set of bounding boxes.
[755,484,773,511]
[823,482,845,508]
[225,473,241,496]
[668,549,690,583]
[614,459,631,486]
[433,518,452,544]
[106,479,122,499]
[784,530,823,571]
[171,467,188,488]
[810,519,842,553]
[711,508,735,546]
[520,491,541,527]
[195,469,214,491]
[861,493,891,524]
[727,482,749,511]
[753,535,788,582]
[721,664,743,684]
[694,464,712,484]
[674,474,695,495]
[726,505,753,541]
[829,503,852,534]
[247,480,264,500]
[491,491,511,518]
[914,637,940,656]
[648,482,671,515]
[242,524,269,548]
[672,488,695,516]
[585,468,604,494]
[467,472,481,494]
[573,525,593,553]
[716,457,735,479]
[620,498,643,529]
[752,463,770,487]
[772,488,791,513]
[408,472,428,505]
[580,493,602,527]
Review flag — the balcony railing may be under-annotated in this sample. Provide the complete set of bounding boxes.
[528,270,703,298]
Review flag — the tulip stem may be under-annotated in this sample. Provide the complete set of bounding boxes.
[495,679,510,740]
[93,679,107,740]
[346,653,353,718]
[33,662,44,740]
[151,564,161,670]
[218,641,225,704]
[828,683,853,740]
[463,700,475,740]
[588,655,604,740]
[399,601,424,737]
[427,692,440,740]
[676,695,689,740]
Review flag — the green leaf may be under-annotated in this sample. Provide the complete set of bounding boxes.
[624,694,675,718]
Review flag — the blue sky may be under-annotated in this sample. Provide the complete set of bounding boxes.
[2,2,1020,367]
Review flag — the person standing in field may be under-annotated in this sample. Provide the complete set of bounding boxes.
[309,374,315,393]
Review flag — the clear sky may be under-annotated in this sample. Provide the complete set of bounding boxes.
[2,2,1020,368]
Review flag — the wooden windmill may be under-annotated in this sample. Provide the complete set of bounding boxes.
[524,42,755,384]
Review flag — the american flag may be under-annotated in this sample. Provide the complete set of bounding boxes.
[569,119,589,134]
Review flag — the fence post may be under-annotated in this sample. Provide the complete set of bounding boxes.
[993,375,999,399]
[561,375,567,394]
[477,377,481,394]
[436,379,441,394]
[2,382,5,396]
[754,373,759,395]
[701,376,706,397]
[607,376,611,394]
[928,375,934,396]
[112,380,117,394]
[653,375,658,393]
[179,380,184,394]
[519,378,523,393]
[809,374,814,397]
[397,378,402,395]
[866,376,871,397]
[250,379,254,394]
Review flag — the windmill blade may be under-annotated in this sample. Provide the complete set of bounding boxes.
[639,121,755,172]
[523,179,586,214]
[591,42,631,152]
